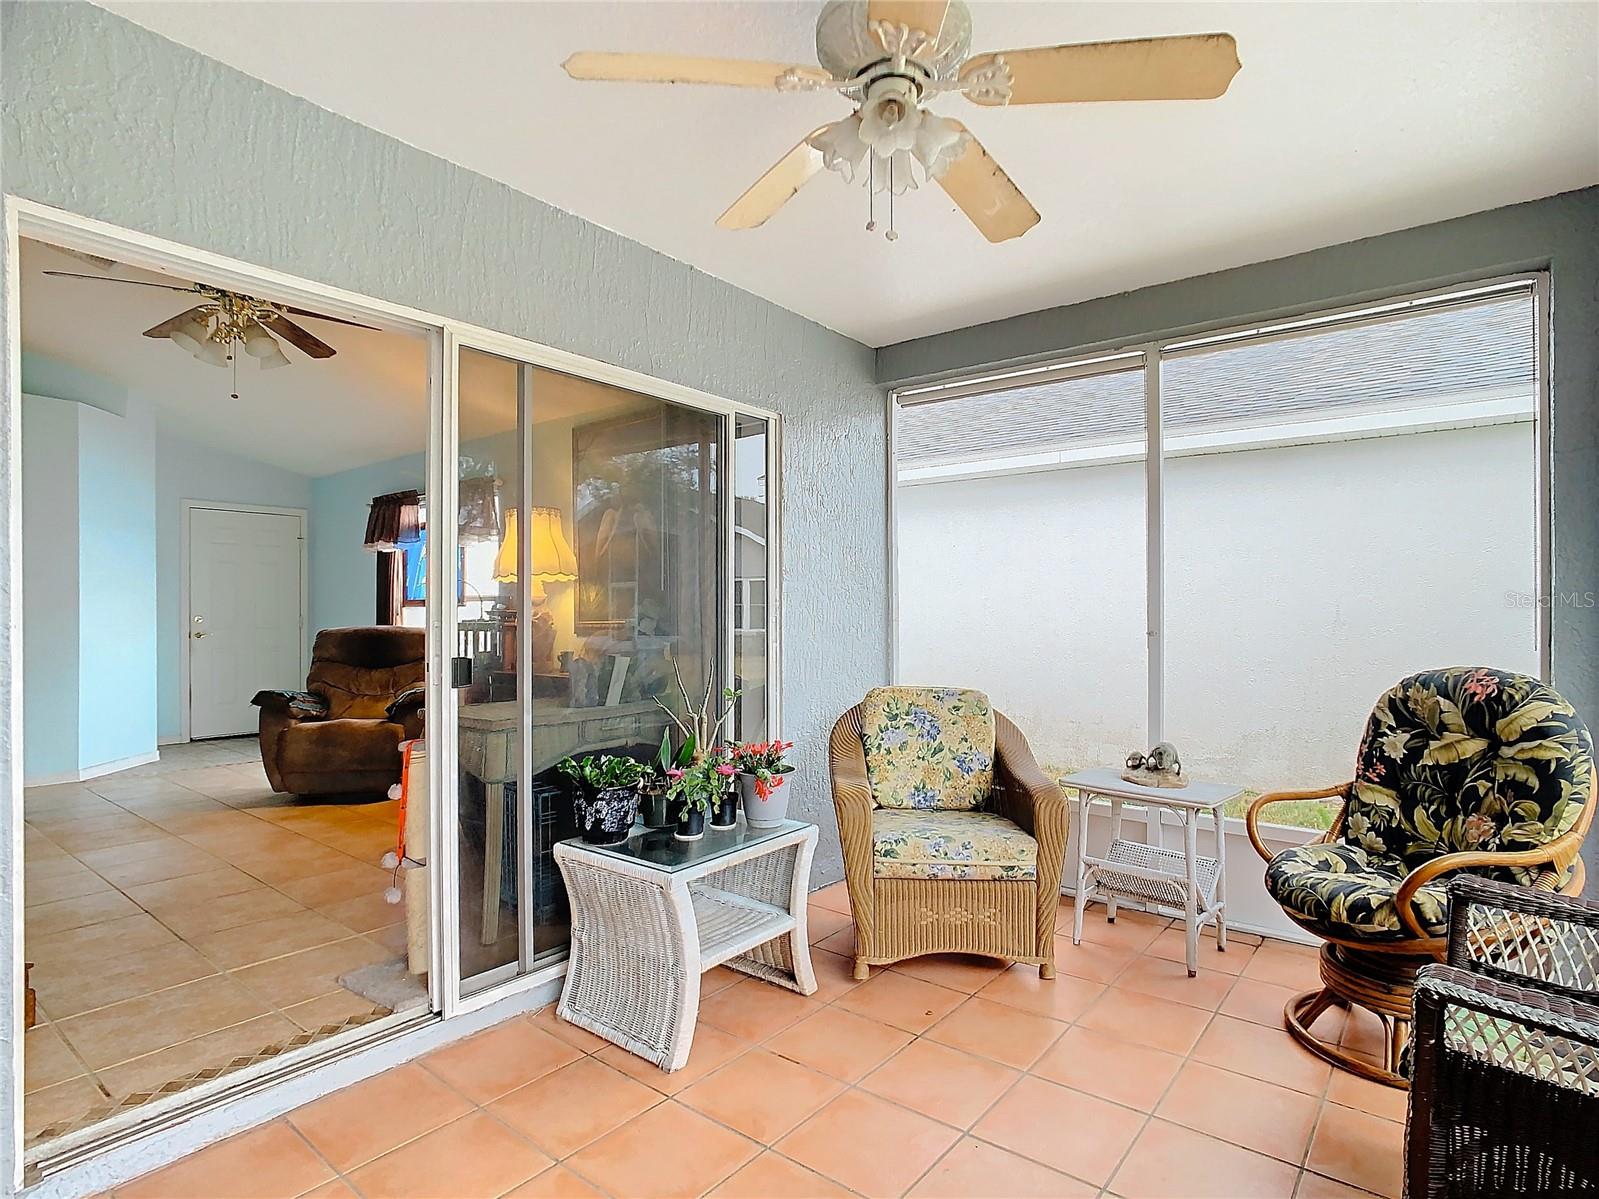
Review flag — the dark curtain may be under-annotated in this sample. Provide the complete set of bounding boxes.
[364,489,422,551]
[376,551,404,625]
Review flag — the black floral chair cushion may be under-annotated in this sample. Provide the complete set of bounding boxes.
[1347,668,1592,882]
[1264,667,1592,943]
[1265,842,1449,941]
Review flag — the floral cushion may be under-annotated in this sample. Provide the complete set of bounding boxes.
[1264,842,1449,941]
[871,808,1036,881]
[1346,668,1593,886]
[860,686,995,810]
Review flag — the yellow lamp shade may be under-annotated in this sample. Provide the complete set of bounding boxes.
[494,507,577,595]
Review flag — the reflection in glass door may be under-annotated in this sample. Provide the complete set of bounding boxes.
[455,347,525,990]
[452,351,741,993]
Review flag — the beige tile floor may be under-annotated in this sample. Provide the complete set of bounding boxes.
[112,885,1407,1199]
[24,740,409,1146]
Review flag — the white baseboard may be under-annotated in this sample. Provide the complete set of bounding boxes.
[25,750,160,788]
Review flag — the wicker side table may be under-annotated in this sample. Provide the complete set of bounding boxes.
[553,820,818,1072]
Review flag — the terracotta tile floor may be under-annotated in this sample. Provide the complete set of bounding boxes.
[23,739,415,1146]
[113,884,1405,1199]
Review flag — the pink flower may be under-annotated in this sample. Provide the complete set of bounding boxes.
[666,768,684,780]
[1461,669,1499,703]
[715,763,736,776]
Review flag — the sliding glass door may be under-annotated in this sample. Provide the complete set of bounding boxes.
[445,339,777,999]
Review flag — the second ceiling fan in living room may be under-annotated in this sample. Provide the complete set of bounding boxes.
[564,0,1241,242]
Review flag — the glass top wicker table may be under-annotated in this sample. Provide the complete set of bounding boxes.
[553,820,819,1071]
[1063,768,1245,977]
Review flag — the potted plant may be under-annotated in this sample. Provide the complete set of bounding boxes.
[665,756,724,842]
[730,740,796,828]
[652,661,740,766]
[639,729,687,830]
[556,753,646,845]
[709,747,739,830]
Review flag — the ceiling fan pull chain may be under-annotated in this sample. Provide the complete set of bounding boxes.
[865,155,877,232]
[887,159,898,242]
[230,339,240,401]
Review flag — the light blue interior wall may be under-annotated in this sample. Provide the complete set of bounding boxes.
[76,399,156,768]
[154,430,312,741]
[19,395,81,781]
[17,377,157,782]
[309,452,423,637]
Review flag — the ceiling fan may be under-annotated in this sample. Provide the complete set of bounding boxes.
[43,268,373,399]
[564,0,1240,242]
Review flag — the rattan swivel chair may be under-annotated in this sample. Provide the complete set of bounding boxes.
[1246,667,1596,1087]
[829,687,1068,981]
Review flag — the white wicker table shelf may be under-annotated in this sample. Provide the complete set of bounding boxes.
[553,820,818,1072]
[1063,768,1245,977]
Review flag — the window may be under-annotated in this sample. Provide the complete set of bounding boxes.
[895,356,1147,777]
[893,281,1545,830]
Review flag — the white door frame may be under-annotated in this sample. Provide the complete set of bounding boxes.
[179,500,309,744]
[3,196,789,1191]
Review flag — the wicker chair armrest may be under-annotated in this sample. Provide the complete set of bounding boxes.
[1244,784,1350,863]
[1410,962,1599,1198]
[993,714,1069,935]
[827,707,876,932]
[992,714,1065,840]
[1414,962,1599,1065]
[1444,875,1599,1001]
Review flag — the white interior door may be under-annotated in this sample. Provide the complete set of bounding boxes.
[188,506,305,740]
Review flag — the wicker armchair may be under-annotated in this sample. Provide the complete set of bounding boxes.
[1245,667,1596,1087]
[829,687,1068,981]
[1407,876,1599,1198]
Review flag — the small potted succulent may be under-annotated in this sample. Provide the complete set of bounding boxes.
[665,756,725,842]
[730,740,795,828]
[708,747,740,830]
[556,753,646,845]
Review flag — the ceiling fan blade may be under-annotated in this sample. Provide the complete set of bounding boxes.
[867,1,949,40]
[936,123,1040,243]
[716,129,829,231]
[42,270,200,294]
[282,305,378,330]
[563,52,829,89]
[142,305,213,339]
[263,314,336,359]
[961,33,1240,105]
[58,248,118,272]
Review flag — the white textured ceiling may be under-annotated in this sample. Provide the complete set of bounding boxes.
[21,241,641,476]
[97,1,1599,347]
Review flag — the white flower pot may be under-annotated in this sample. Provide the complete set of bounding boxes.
[738,768,794,828]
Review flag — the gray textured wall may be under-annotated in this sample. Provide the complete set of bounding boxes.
[880,187,1599,877]
[0,0,884,903]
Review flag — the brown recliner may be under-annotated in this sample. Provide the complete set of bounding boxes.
[252,627,425,797]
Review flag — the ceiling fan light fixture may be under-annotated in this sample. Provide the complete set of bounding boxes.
[241,322,279,359]
[810,115,868,181]
[168,312,211,356]
[193,336,230,368]
[258,341,291,370]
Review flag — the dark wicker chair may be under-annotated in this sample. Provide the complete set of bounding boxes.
[1406,875,1599,1198]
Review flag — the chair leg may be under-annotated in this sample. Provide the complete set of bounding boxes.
[1039,962,1056,980]
[852,956,870,981]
